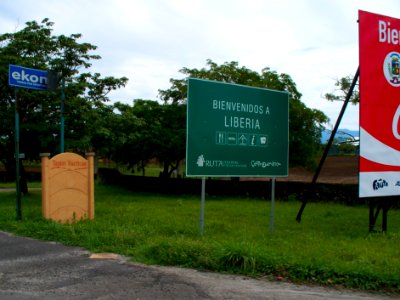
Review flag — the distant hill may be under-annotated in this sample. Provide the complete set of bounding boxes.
[321,128,359,144]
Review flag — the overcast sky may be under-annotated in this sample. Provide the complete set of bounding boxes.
[2,0,400,130]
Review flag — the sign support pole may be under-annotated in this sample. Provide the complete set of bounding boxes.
[14,88,21,220]
[200,177,206,236]
[60,78,65,153]
[296,67,359,223]
[269,177,276,232]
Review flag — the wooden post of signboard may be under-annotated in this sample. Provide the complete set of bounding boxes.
[86,152,95,220]
[40,153,51,218]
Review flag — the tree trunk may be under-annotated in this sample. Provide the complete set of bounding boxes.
[159,161,171,178]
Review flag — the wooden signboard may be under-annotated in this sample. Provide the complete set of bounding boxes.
[40,152,95,223]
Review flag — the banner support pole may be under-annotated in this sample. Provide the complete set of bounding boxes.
[296,67,360,223]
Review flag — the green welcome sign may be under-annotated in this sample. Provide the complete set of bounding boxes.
[186,78,288,177]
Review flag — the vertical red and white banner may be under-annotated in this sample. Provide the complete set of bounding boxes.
[359,10,400,197]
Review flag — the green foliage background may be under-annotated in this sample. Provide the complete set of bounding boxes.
[1,20,328,179]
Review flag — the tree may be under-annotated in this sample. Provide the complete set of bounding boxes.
[156,103,186,177]
[0,19,128,187]
[112,100,186,177]
[159,60,328,168]
[324,75,359,104]
[112,100,154,174]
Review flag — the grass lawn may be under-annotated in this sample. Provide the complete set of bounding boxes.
[0,183,399,293]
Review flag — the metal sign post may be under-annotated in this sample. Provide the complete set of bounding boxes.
[199,177,206,236]
[269,178,276,232]
[14,89,21,220]
[60,78,65,153]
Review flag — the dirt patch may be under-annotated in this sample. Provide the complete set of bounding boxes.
[242,156,359,184]
[287,156,358,184]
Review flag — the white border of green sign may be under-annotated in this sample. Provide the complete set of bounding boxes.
[186,78,289,177]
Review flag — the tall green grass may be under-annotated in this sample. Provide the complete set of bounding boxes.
[0,184,399,293]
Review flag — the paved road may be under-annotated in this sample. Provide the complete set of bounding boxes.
[0,231,395,299]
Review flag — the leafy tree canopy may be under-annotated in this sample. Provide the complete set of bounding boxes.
[324,75,359,105]
[159,59,302,104]
[112,100,186,177]
[0,19,127,182]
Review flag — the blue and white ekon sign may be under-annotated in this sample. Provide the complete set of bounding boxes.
[9,64,48,91]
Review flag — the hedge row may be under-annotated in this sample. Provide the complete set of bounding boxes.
[97,168,365,205]
[2,167,398,207]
